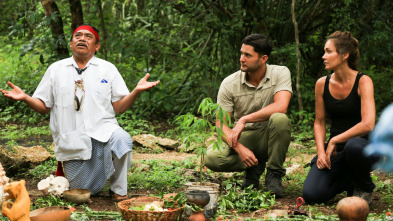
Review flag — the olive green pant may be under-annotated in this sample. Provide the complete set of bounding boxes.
[205,113,291,175]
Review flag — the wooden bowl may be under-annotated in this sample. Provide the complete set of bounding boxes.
[63,188,91,204]
[30,206,70,221]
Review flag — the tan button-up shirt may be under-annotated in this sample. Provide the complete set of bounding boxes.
[217,64,292,130]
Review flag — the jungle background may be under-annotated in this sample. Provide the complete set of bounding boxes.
[0,0,393,220]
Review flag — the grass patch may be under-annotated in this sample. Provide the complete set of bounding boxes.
[128,159,194,193]
[28,157,57,180]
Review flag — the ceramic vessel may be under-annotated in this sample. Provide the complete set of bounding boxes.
[30,206,70,221]
[189,210,206,221]
[63,188,91,204]
[185,182,219,218]
[186,190,210,208]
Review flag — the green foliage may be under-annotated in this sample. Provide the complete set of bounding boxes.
[1,1,393,218]
[5,140,18,150]
[0,124,50,140]
[28,157,57,180]
[70,205,122,221]
[1,0,393,123]
[163,191,187,208]
[218,183,275,213]
[175,97,230,184]
[372,172,393,207]
[31,194,75,210]
[289,110,315,147]
[285,165,311,196]
[369,211,393,221]
[365,66,393,114]
[128,159,191,192]
[0,36,49,124]
[116,110,157,136]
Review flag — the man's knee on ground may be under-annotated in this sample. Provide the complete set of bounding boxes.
[204,151,242,172]
[113,128,132,141]
[269,113,290,131]
[204,152,221,172]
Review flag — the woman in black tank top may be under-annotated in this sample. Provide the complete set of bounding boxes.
[302,31,379,206]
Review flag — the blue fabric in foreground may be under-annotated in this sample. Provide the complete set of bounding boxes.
[365,103,393,172]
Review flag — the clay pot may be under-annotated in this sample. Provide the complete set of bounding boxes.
[186,190,210,208]
[30,206,70,221]
[63,188,91,204]
[189,210,206,221]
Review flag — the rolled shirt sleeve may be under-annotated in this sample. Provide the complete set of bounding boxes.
[110,65,130,103]
[217,82,234,113]
[273,66,292,94]
[32,66,55,108]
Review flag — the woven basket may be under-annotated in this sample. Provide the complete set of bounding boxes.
[117,196,184,221]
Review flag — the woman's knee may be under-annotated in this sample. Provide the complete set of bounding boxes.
[302,166,331,204]
[302,184,331,204]
[344,137,368,157]
[302,191,327,205]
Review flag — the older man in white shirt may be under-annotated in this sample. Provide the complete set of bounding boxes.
[0,25,159,201]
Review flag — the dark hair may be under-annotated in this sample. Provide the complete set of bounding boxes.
[70,24,100,44]
[327,31,360,70]
[242,34,272,57]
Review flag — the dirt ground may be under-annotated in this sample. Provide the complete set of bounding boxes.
[20,150,391,220]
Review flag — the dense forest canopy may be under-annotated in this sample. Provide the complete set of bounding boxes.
[0,0,392,131]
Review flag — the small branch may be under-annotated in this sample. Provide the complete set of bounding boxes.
[291,0,304,119]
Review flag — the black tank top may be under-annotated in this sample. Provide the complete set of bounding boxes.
[323,72,366,145]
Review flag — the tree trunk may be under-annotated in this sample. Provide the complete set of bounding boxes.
[40,0,69,59]
[25,1,36,39]
[69,0,84,33]
[97,0,108,60]
[291,0,304,119]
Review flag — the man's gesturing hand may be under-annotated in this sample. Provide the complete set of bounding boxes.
[135,73,160,92]
[0,81,27,101]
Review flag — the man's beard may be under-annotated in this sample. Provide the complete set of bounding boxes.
[240,63,259,73]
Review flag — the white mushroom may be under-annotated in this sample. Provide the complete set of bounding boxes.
[48,176,69,196]
[38,175,69,196]
[37,177,51,195]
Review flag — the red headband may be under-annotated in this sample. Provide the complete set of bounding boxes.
[73,25,99,42]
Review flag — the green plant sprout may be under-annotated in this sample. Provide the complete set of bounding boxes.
[175,97,231,185]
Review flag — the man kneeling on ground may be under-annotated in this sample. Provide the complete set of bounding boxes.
[204,34,292,198]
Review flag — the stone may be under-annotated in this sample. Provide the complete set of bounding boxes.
[0,146,53,176]
[132,134,180,151]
